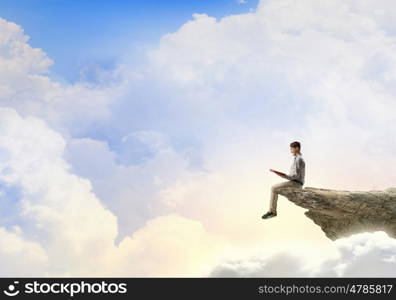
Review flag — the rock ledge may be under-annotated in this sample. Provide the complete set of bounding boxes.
[278,186,396,240]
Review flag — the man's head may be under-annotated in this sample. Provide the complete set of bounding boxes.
[289,141,301,155]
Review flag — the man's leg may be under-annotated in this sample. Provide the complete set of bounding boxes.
[269,181,302,213]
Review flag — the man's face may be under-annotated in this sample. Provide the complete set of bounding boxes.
[290,147,299,155]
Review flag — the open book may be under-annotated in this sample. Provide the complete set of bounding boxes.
[269,168,287,177]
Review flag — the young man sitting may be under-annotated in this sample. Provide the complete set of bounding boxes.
[262,141,305,219]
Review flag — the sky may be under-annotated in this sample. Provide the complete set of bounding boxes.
[0,0,396,277]
[0,0,259,83]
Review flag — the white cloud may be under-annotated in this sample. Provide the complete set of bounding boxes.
[0,227,49,276]
[0,106,227,276]
[104,213,227,277]
[0,17,128,137]
[0,107,118,275]
[63,132,195,243]
[143,0,396,191]
[209,231,396,277]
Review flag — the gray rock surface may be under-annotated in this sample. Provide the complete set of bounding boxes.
[278,186,396,240]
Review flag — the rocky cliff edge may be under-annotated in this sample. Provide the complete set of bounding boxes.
[278,186,396,240]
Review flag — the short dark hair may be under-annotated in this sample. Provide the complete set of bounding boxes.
[290,141,301,150]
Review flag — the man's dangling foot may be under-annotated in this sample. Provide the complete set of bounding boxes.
[261,211,277,219]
